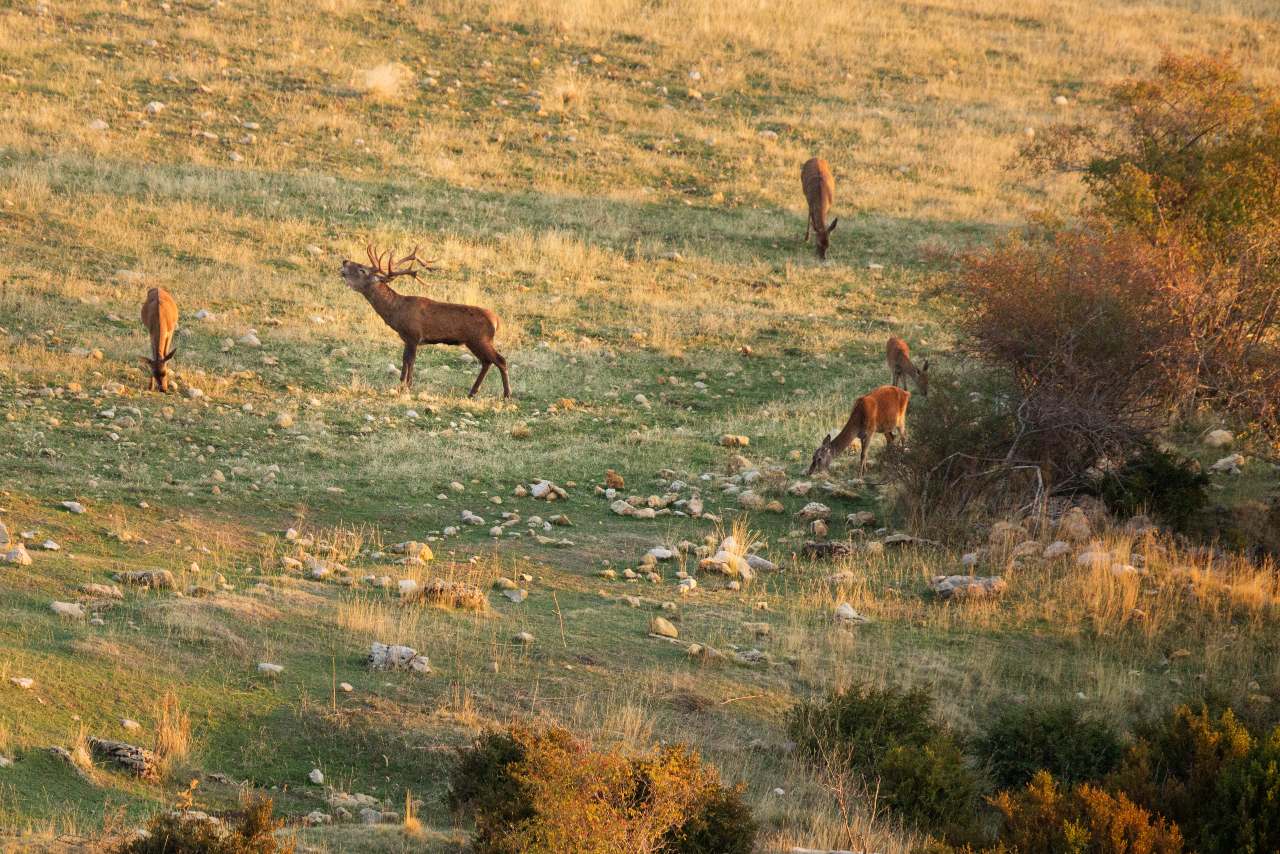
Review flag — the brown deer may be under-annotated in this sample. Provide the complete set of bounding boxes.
[801,157,838,260]
[340,244,511,398]
[140,287,178,392]
[886,336,929,396]
[807,385,911,476]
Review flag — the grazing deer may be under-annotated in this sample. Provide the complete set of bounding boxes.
[886,336,929,396]
[807,385,910,476]
[340,244,511,398]
[140,287,178,392]
[801,157,838,260]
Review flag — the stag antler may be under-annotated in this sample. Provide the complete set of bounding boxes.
[365,243,439,281]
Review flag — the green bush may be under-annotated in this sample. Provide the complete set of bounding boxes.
[788,683,981,838]
[1111,703,1253,845]
[447,725,755,854]
[1097,444,1208,532]
[1204,727,1280,854]
[878,737,980,833]
[976,702,1124,790]
[116,796,292,854]
[788,682,937,769]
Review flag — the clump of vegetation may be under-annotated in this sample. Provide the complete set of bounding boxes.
[789,683,980,838]
[116,785,292,854]
[881,368,1026,538]
[447,725,756,854]
[975,702,1124,791]
[1022,52,1280,442]
[1095,444,1209,532]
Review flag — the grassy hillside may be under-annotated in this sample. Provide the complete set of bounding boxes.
[1,1,1278,851]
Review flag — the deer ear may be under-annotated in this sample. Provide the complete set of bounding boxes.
[827,217,839,233]
[921,359,929,371]
[162,348,177,362]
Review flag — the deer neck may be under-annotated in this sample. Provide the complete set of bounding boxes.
[829,410,863,456]
[362,280,409,328]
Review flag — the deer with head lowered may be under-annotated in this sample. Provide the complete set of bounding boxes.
[340,244,511,398]
[801,157,838,260]
[807,385,910,477]
[140,286,178,392]
[886,336,929,395]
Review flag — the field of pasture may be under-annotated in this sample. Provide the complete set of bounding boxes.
[1,0,1278,851]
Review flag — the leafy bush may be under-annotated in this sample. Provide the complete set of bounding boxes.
[789,683,981,838]
[976,702,1124,791]
[116,795,292,854]
[447,725,755,854]
[1096,444,1209,532]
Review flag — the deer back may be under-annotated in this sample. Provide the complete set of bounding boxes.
[402,295,500,345]
[801,157,834,227]
[886,336,912,373]
[864,385,910,432]
[141,288,178,348]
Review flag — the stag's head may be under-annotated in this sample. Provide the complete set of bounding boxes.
[815,218,838,261]
[341,244,433,292]
[142,347,177,392]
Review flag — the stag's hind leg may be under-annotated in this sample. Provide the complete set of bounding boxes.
[494,351,511,398]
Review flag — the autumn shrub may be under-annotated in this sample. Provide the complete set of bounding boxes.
[115,794,292,854]
[447,725,755,854]
[1020,52,1280,441]
[988,772,1185,854]
[975,701,1124,790]
[959,228,1197,490]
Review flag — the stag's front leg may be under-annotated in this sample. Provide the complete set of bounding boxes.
[400,342,417,391]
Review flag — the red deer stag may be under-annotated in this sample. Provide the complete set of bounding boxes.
[801,157,838,260]
[886,336,929,395]
[140,287,178,392]
[807,385,910,476]
[340,244,511,398]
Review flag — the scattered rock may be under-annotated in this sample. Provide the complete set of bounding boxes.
[1203,429,1233,448]
[797,502,830,521]
[9,677,34,689]
[1057,507,1092,542]
[114,569,175,590]
[51,601,85,618]
[89,738,158,780]
[605,470,625,489]
[802,541,855,560]
[367,643,431,673]
[930,575,1006,600]
[309,769,325,787]
[503,588,528,603]
[720,434,750,447]
[834,603,868,624]
[1043,540,1072,560]
[1209,453,1245,474]
[513,631,535,645]
[2,544,32,566]
[60,501,86,514]
[649,617,679,638]
[988,521,1026,546]
[257,662,284,675]
[403,578,488,611]
[274,412,294,429]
